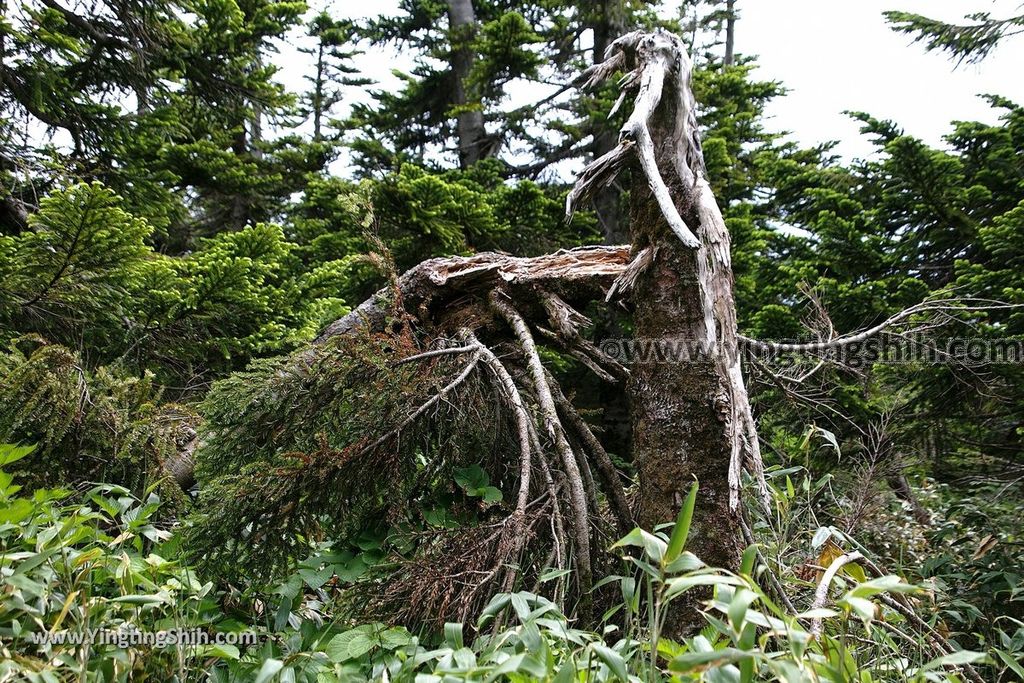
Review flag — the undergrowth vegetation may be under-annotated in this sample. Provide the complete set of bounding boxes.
[3,442,1021,682]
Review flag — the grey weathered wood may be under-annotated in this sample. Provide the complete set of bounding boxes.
[568,30,768,632]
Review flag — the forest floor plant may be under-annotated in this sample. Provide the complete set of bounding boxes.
[4,444,1018,682]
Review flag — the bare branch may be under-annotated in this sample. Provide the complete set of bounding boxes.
[740,298,1024,354]
[490,290,593,612]
[810,551,863,639]
[358,351,482,456]
[391,345,477,366]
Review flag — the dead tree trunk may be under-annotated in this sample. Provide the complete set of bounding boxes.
[191,30,773,633]
[187,28,1006,646]
[568,30,767,630]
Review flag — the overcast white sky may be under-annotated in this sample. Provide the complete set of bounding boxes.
[275,0,1024,167]
[739,0,1024,159]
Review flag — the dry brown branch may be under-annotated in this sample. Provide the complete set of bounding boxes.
[358,351,482,456]
[740,298,1024,354]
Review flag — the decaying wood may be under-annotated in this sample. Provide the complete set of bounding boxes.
[567,31,771,620]
[566,28,775,634]
[316,246,632,342]
[569,29,769,524]
[166,25,1009,640]
[305,244,645,616]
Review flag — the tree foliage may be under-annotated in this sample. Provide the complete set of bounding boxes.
[0,1,1022,679]
[886,9,1024,64]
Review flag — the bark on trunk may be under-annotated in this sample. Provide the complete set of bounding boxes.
[447,0,487,168]
[724,0,736,66]
[625,37,741,631]
[591,0,627,243]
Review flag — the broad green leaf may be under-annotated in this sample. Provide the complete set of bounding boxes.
[670,647,754,671]
[443,622,464,649]
[845,575,919,599]
[380,627,412,650]
[727,588,758,629]
[665,479,699,564]
[589,643,627,681]
[739,544,757,577]
[664,573,744,602]
[994,648,1024,679]
[477,594,511,628]
[0,499,33,525]
[197,644,240,660]
[253,658,284,683]
[454,464,489,491]
[298,565,334,590]
[841,596,877,622]
[479,486,503,503]
[664,550,705,574]
[920,649,989,671]
[612,528,667,564]
[539,568,572,583]
[0,444,35,467]
[110,594,167,605]
[327,627,375,662]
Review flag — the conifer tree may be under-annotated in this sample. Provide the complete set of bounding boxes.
[886,8,1024,64]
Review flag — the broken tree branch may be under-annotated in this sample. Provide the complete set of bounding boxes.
[567,31,701,249]
[490,290,594,613]
[810,550,863,639]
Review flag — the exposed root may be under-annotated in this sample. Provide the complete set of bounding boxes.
[467,333,534,514]
[391,345,477,366]
[529,421,568,604]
